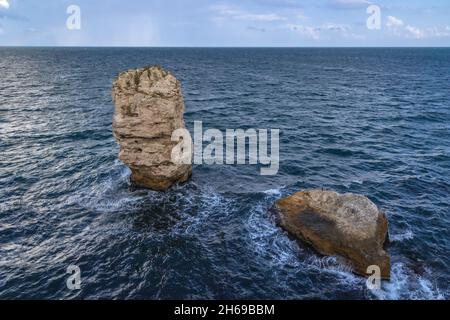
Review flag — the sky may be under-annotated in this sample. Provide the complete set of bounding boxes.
[0,0,449,46]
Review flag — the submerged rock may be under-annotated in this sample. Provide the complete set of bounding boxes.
[272,189,390,279]
[112,65,192,191]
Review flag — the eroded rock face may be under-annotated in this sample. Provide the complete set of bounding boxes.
[272,189,390,279]
[112,65,192,191]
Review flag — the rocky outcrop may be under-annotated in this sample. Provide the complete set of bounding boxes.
[112,65,192,191]
[272,189,390,279]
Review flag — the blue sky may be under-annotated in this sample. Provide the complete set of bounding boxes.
[0,0,449,46]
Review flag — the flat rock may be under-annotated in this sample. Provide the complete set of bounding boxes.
[272,189,390,279]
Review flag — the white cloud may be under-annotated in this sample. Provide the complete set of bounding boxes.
[285,24,320,39]
[405,25,424,39]
[211,5,239,16]
[386,16,404,28]
[237,13,287,22]
[424,27,450,38]
[0,0,9,9]
[285,23,351,40]
[211,5,286,22]
[321,23,350,32]
[385,15,449,39]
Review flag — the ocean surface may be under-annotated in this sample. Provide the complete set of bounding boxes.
[0,48,449,300]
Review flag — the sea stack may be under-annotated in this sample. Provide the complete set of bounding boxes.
[272,189,390,279]
[112,65,192,191]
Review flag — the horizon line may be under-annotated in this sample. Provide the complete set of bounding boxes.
[1,45,450,49]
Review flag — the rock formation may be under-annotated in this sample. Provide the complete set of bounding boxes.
[112,65,192,191]
[272,189,390,279]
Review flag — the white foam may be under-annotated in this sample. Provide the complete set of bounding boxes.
[263,188,283,197]
[391,229,414,242]
[370,263,444,300]
[66,164,146,212]
[246,201,301,267]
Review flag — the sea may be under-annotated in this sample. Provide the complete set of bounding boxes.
[0,48,449,299]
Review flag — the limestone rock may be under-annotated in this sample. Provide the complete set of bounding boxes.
[272,189,390,279]
[112,65,192,190]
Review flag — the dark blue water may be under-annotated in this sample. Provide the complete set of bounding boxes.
[0,48,449,299]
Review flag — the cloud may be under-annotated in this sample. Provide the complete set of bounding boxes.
[237,13,287,22]
[322,23,350,32]
[386,16,404,28]
[285,24,320,39]
[405,25,424,39]
[426,27,450,38]
[385,15,450,39]
[386,16,422,38]
[285,23,351,39]
[211,5,287,22]
[327,0,370,9]
[0,0,9,9]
